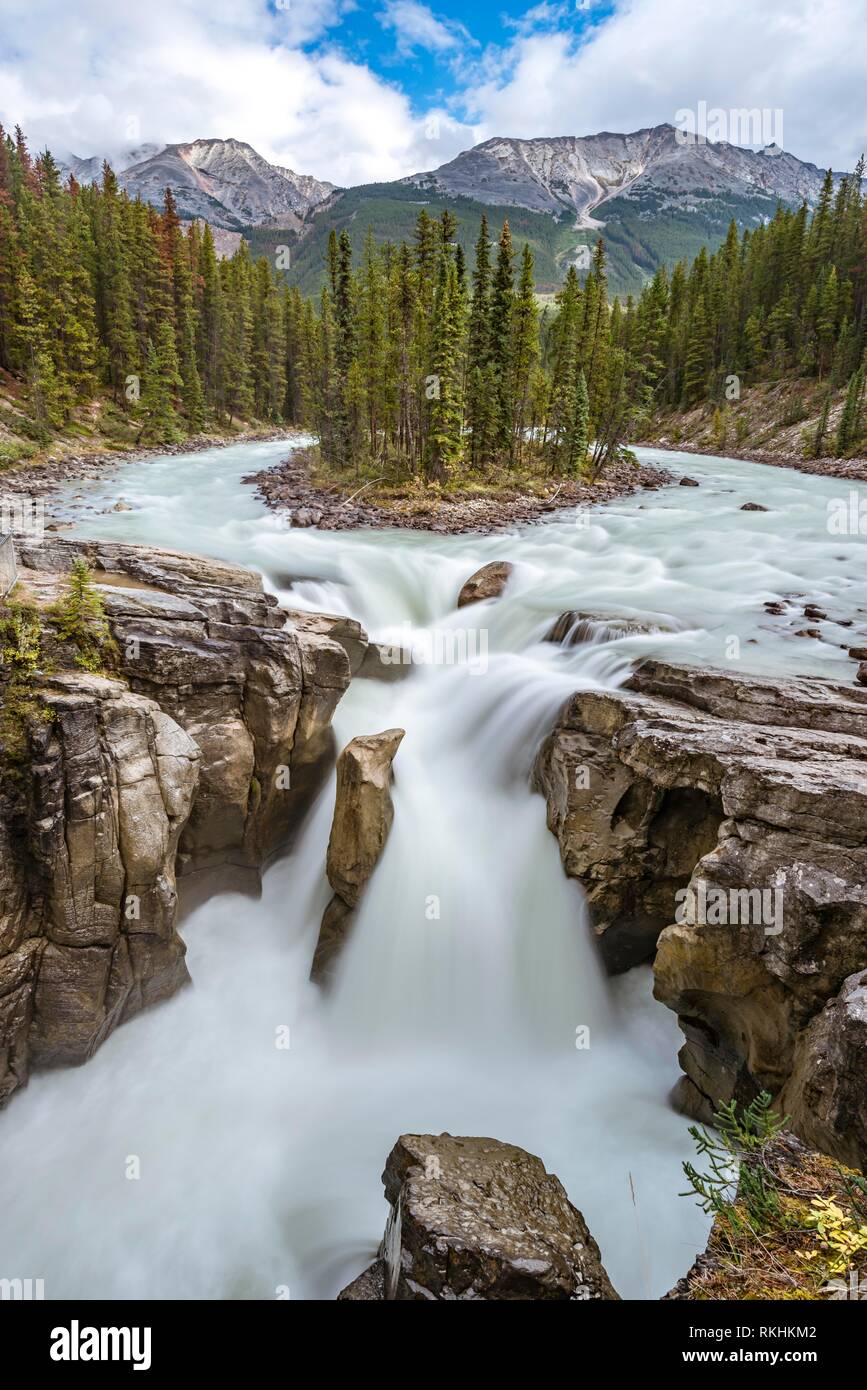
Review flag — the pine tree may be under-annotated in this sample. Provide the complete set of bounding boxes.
[466,214,492,469]
[509,243,539,465]
[487,220,515,460]
[425,254,463,482]
[140,319,183,442]
[836,362,866,455]
[564,369,590,476]
[681,294,712,408]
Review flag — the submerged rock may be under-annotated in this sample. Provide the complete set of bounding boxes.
[311,728,404,984]
[533,658,867,1164]
[456,560,512,608]
[338,1133,619,1301]
[545,610,661,647]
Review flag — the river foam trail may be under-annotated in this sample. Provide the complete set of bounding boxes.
[1,440,865,1299]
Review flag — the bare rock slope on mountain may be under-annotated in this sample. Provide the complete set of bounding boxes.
[62,139,334,231]
[409,126,835,225]
[533,659,867,1167]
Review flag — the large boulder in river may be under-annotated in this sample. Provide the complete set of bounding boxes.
[339,1133,619,1300]
[533,658,867,1163]
[311,728,404,983]
[456,560,512,608]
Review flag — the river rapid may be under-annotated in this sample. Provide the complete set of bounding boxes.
[1,439,865,1300]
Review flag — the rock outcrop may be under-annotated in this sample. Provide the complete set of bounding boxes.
[456,561,512,608]
[339,1133,619,1301]
[311,728,404,984]
[534,659,867,1163]
[0,673,199,1102]
[1,538,356,1102]
[781,970,867,1172]
[16,537,354,870]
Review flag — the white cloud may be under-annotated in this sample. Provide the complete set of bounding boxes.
[379,1,469,56]
[0,0,477,184]
[460,0,867,172]
[0,0,863,186]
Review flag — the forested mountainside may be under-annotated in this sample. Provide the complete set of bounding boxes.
[59,124,851,301]
[1,124,865,483]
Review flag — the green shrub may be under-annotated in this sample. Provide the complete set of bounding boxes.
[52,557,114,672]
[1,602,42,677]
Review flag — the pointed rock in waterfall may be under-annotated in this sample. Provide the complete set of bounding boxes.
[311,728,404,983]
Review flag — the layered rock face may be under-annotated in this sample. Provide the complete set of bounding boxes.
[17,538,353,870]
[534,659,867,1164]
[1,538,354,1102]
[339,1133,619,1301]
[0,673,199,1102]
[781,971,867,1172]
[311,728,404,984]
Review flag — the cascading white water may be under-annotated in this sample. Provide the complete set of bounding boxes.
[1,439,865,1300]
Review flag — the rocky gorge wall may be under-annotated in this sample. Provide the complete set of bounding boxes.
[0,538,359,1104]
[534,658,867,1170]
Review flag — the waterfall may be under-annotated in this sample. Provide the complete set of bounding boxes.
[1,438,865,1300]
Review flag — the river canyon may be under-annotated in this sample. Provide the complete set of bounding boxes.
[1,438,865,1301]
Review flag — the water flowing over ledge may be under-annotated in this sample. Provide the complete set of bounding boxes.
[1,438,865,1299]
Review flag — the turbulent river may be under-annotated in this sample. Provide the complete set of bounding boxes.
[2,439,866,1300]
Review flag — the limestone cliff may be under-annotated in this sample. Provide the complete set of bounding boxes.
[0,538,356,1102]
[534,659,867,1167]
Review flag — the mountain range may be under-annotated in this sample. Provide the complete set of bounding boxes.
[59,126,847,298]
[63,137,335,230]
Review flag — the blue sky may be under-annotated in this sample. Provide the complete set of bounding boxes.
[1,0,864,184]
[290,1,611,114]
